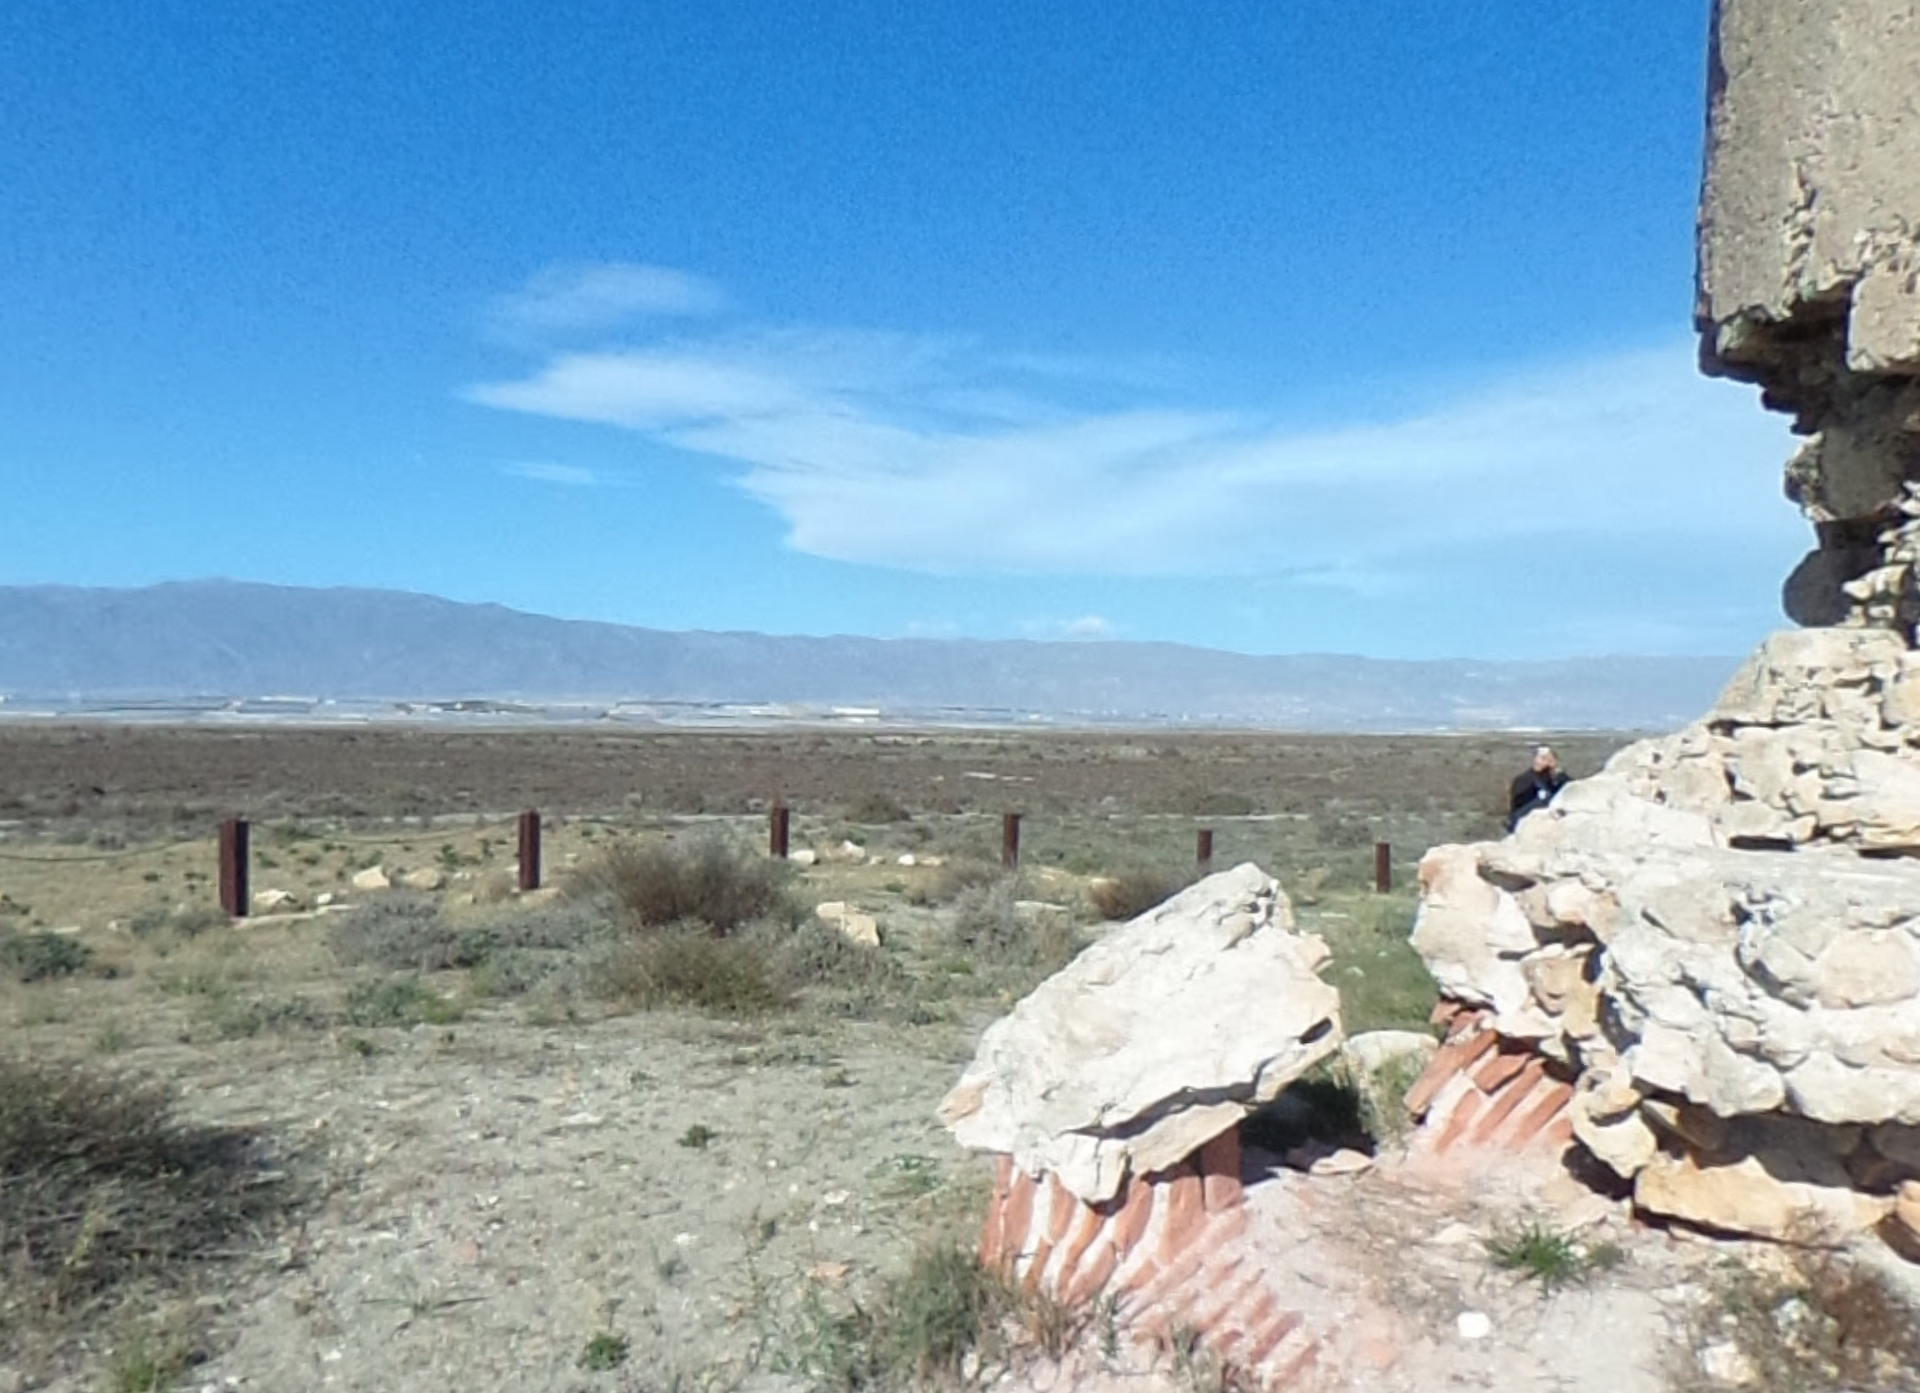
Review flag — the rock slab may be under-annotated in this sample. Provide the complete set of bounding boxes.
[939,863,1340,1204]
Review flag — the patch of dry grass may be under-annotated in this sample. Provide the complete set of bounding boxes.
[574,836,799,934]
[0,1055,304,1366]
[1672,1246,1920,1393]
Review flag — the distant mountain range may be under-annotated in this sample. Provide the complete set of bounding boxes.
[0,580,1741,731]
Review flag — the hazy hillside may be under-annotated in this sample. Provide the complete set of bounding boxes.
[0,580,1740,730]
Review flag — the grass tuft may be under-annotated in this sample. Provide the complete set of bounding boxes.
[1486,1217,1621,1292]
[778,1242,1025,1390]
[578,1331,630,1371]
[0,1056,302,1363]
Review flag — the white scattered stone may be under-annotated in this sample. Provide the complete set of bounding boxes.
[314,891,335,907]
[350,866,390,892]
[1698,1342,1757,1386]
[896,853,917,867]
[1308,1147,1374,1177]
[789,848,818,866]
[1455,1311,1492,1341]
[251,888,297,912]
[399,867,446,892]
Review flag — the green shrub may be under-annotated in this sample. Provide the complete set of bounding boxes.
[343,976,465,1027]
[0,931,90,983]
[575,837,797,935]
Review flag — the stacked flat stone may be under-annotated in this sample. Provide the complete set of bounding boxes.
[1414,629,1920,1243]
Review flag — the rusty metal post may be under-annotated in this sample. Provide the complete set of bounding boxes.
[1001,812,1021,870]
[770,802,790,859]
[1196,828,1214,876]
[218,817,249,919]
[1374,841,1392,894]
[517,809,541,891]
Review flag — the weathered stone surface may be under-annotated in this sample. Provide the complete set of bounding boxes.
[350,865,390,891]
[1634,1144,1890,1243]
[399,867,446,892]
[939,863,1340,1204]
[1699,1,1920,618]
[1408,627,1920,1241]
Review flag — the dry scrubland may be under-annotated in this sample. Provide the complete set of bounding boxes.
[9,724,1887,1393]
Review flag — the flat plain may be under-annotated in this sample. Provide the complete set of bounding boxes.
[0,723,1636,1393]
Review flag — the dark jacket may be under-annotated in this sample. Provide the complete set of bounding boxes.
[1508,768,1569,831]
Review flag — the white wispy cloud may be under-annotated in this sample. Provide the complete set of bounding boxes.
[487,262,726,342]
[500,461,600,487]
[464,277,1803,588]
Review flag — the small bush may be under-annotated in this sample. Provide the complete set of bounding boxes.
[944,879,1081,980]
[756,917,921,1020]
[0,931,91,983]
[343,976,465,1028]
[598,929,791,1017]
[575,838,797,935]
[326,894,462,971]
[0,1056,301,1358]
[207,994,331,1038]
[1087,868,1190,922]
[331,895,611,981]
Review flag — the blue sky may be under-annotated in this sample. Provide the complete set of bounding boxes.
[1,0,1805,659]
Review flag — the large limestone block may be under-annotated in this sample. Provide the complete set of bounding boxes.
[1633,1114,1887,1240]
[1839,749,1920,849]
[1712,629,1906,728]
[938,863,1340,1204]
[1635,1148,1891,1242]
[1700,0,1920,382]
[1601,847,1920,1125]
[1411,845,1539,1030]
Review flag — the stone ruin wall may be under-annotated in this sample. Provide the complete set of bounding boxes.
[1698,0,1920,627]
[1402,0,1920,1254]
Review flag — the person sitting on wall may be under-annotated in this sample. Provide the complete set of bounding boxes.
[1508,745,1569,831]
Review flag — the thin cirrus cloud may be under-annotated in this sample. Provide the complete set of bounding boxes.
[463,270,1802,587]
[484,262,727,343]
[500,461,600,487]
